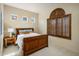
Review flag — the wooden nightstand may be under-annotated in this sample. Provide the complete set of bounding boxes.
[4,36,16,47]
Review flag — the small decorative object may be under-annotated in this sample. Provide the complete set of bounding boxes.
[22,16,28,22]
[10,14,17,20]
[12,32,16,37]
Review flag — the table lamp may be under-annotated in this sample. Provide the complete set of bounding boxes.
[8,27,14,37]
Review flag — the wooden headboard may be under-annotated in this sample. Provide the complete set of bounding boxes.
[16,28,34,35]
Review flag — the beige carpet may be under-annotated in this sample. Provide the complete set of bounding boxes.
[3,45,79,56]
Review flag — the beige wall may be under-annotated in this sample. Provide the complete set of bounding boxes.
[4,5,39,36]
[5,3,79,53]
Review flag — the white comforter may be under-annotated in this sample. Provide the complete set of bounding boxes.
[16,33,40,49]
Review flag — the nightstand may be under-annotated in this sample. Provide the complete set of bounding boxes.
[4,36,16,47]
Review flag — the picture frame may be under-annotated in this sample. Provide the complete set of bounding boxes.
[22,16,28,22]
[10,14,17,20]
[30,16,35,23]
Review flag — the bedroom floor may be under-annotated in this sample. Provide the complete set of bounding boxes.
[3,45,19,56]
[3,44,79,56]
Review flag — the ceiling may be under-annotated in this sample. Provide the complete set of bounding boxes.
[5,3,79,14]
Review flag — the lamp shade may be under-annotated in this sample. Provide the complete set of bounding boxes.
[8,28,14,33]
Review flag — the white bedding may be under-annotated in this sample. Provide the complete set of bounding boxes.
[16,33,40,49]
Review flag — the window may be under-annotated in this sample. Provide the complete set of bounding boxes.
[47,8,71,39]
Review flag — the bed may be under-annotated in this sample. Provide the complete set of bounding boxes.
[16,28,48,56]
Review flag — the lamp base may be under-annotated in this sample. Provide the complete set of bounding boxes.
[10,32,12,37]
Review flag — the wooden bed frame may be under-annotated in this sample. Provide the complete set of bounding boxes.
[16,28,48,56]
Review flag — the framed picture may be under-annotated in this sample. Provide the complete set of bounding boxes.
[10,14,17,20]
[30,16,35,23]
[22,16,28,22]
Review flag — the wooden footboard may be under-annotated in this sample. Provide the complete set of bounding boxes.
[23,35,48,56]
